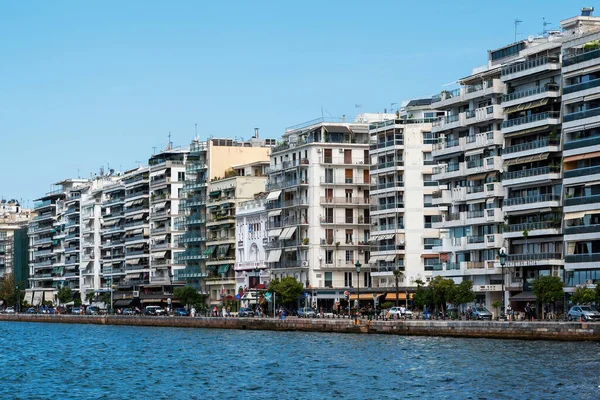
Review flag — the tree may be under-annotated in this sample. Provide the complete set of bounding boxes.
[429,275,455,315]
[413,285,433,312]
[0,274,17,306]
[532,276,564,319]
[451,280,476,308]
[393,269,404,308]
[174,286,202,310]
[267,277,304,307]
[57,286,73,304]
[572,286,596,305]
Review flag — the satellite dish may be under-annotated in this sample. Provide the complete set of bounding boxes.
[528,35,534,42]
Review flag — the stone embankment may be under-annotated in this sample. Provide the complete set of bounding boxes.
[1,314,599,341]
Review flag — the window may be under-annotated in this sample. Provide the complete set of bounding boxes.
[345,229,353,244]
[325,208,333,223]
[325,169,334,183]
[423,152,435,165]
[324,149,332,163]
[325,272,333,288]
[326,250,333,264]
[424,216,433,229]
[345,250,353,263]
[178,172,185,181]
[345,209,353,223]
[423,131,436,144]
[424,194,434,207]
[363,272,371,288]
[344,272,353,287]
[345,169,353,183]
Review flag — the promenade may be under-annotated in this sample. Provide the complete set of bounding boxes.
[2,314,599,341]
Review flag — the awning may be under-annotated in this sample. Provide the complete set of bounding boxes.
[209,190,221,197]
[114,299,132,307]
[127,258,140,265]
[421,254,440,259]
[266,190,282,201]
[24,291,34,305]
[267,249,282,262]
[465,148,484,157]
[564,151,600,163]
[268,210,282,217]
[503,125,549,138]
[43,291,54,303]
[217,265,230,274]
[279,226,297,240]
[585,210,600,216]
[125,273,142,279]
[217,244,230,256]
[349,293,383,301]
[384,255,396,262]
[203,246,217,256]
[132,199,144,206]
[153,251,167,258]
[385,293,413,301]
[510,291,537,302]
[368,256,380,263]
[124,201,134,207]
[565,211,587,220]
[468,173,488,181]
[128,243,144,249]
[154,202,167,209]
[503,153,549,167]
[268,229,282,237]
[128,228,143,235]
[132,213,145,221]
[380,234,395,240]
[153,234,167,241]
[103,219,118,227]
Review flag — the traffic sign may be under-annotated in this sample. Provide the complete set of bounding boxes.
[344,291,350,298]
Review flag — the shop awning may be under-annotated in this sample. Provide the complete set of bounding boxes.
[217,265,230,274]
[203,246,216,256]
[510,291,537,302]
[279,226,297,240]
[24,291,34,305]
[266,190,282,201]
[349,293,383,301]
[43,291,54,303]
[268,210,282,217]
[268,229,282,237]
[32,292,43,306]
[114,299,132,307]
[385,292,413,301]
[564,151,600,163]
[267,249,282,262]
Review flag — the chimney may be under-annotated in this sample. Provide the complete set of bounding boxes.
[254,128,259,138]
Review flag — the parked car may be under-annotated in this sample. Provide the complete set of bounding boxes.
[297,307,316,318]
[567,305,600,321]
[387,307,413,319]
[3,307,15,314]
[472,307,493,320]
[26,307,37,314]
[238,307,254,317]
[122,308,135,315]
[144,306,166,316]
[71,307,82,315]
[174,308,189,316]
[86,306,100,315]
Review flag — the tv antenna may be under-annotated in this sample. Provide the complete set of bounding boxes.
[514,18,522,42]
[542,17,552,37]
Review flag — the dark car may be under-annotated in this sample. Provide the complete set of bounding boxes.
[174,308,189,316]
[26,307,37,314]
[238,307,254,317]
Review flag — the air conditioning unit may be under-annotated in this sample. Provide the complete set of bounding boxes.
[339,149,344,153]
[133,291,139,298]
[514,271,521,278]
[357,161,364,164]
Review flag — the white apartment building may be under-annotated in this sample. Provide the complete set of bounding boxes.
[369,100,442,303]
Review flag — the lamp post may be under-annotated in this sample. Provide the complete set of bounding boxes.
[499,248,507,318]
[15,284,19,313]
[355,260,361,320]
[168,266,173,315]
[254,266,259,315]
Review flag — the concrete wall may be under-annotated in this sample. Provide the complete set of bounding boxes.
[209,144,270,180]
[2,314,599,341]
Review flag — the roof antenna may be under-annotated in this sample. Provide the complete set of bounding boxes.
[542,17,551,38]
[152,146,157,155]
[514,18,522,42]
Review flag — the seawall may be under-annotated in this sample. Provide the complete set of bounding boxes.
[1,314,599,341]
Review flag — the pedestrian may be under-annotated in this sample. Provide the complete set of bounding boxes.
[506,304,512,321]
[222,306,227,318]
[525,303,531,321]
[213,306,218,317]
[191,307,196,318]
[320,306,324,318]
[227,306,231,317]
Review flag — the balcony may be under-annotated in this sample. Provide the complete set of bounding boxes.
[563,107,600,129]
[563,47,600,69]
[266,198,309,209]
[563,78,600,98]
[564,194,600,209]
[465,156,502,176]
[564,224,600,237]
[369,138,404,151]
[564,165,600,186]
[319,177,369,187]
[564,135,600,155]
[505,252,563,266]
[504,221,561,238]
[371,181,404,193]
[564,253,600,264]
[463,130,503,153]
[319,197,370,206]
[319,217,370,226]
[503,138,560,160]
[267,178,309,191]
[503,166,561,186]
[432,163,465,181]
[501,112,560,135]
[502,84,560,107]
[432,138,461,158]
[183,180,208,191]
[34,199,55,211]
[370,160,404,171]
[432,113,465,133]
[503,194,561,213]
[501,56,560,81]
[464,105,503,125]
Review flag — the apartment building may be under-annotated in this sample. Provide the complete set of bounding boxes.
[561,15,600,290]
[178,135,273,296]
[235,192,269,307]
[0,200,31,297]
[369,101,442,300]
[266,118,378,311]
[100,180,127,296]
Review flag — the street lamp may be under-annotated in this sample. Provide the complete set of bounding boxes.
[254,266,259,315]
[168,266,173,315]
[355,260,361,319]
[15,284,19,313]
[499,248,507,318]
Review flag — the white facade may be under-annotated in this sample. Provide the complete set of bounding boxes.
[235,196,268,296]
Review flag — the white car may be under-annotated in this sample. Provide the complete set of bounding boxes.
[387,307,413,319]
[3,307,15,314]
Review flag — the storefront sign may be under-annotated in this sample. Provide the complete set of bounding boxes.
[474,284,502,292]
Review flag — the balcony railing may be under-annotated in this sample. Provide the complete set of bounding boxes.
[564,165,600,179]
[564,224,600,235]
[506,221,558,233]
[564,135,600,150]
[503,138,558,154]
[565,194,600,207]
[507,253,562,262]
[563,107,600,123]
[501,56,558,76]
[563,47,600,67]
[565,253,600,263]
[504,194,561,206]
[502,112,560,129]
[504,166,560,181]
[502,84,559,102]
[563,78,600,95]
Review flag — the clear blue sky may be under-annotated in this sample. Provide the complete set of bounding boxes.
[0,0,587,205]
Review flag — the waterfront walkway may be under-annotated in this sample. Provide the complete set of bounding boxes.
[1,314,599,341]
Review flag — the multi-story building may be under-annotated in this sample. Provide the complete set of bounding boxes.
[178,135,273,296]
[369,101,442,303]
[561,15,600,291]
[266,118,379,311]
[0,200,31,301]
[100,180,127,293]
[148,147,188,296]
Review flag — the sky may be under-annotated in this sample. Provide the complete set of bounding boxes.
[0,0,589,205]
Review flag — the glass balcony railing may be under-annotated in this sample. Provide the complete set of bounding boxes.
[565,194,600,207]
[506,253,562,262]
[503,138,558,154]
[564,165,600,179]
[506,221,557,233]
[501,56,559,76]
[563,107,600,123]
[502,84,559,102]
[563,47,600,67]
[565,253,600,263]
[563,78,600,95]
[504,194,561,206]
[564,224,600,235]
[564,135,600,150]
[502,112,560,129]
[504,166,560,181]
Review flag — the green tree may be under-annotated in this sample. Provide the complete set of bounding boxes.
[174,286,202,309]
[0,273,17,305]
[267,277,304,307]
[393,269,404,308]
[532,276,564,319]
[85,292,95,304]
[429,275,455,314]
[413,285,433,312]
[451,280,476,307]
[572,286,596,305]
[57,286,73,304]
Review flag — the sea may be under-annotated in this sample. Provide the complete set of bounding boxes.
[0,321,599,399]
